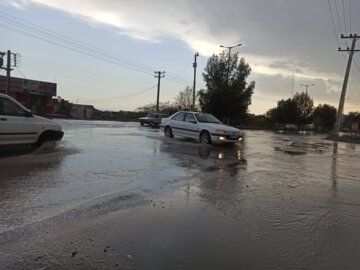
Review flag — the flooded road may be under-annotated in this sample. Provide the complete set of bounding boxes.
[0,120,360,269]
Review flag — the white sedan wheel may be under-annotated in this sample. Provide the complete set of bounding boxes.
[199,131,211,144]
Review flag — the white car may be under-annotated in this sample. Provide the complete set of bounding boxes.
[160,111,241,144]
[0,93,64,147]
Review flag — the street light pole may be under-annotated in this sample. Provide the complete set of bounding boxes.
[192,52,199,111]
[300,83,315,95]
[219,43,242,82]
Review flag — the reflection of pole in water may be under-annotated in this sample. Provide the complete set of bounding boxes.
[331,142,338,196]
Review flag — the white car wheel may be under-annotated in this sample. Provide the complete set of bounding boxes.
[164,126,173,138]
[199,131,211,144]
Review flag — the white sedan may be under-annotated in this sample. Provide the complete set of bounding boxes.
[0,93,64,147]
[160,111,241,144]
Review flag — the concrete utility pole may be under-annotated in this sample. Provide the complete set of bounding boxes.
[154,71,165,112]
[0,52,4,69]
[300,83,315,95]
[0,50,16,95]
[219,43,242,83]
[6,50,11,95]
[192,52,199,111]
[334,34,360,136]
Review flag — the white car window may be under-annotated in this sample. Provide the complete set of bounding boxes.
[195,113,221,123]
[184,113,196,123]
[0,97,26,117]
[172,112,185,121]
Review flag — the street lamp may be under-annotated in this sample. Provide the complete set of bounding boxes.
[219,43,242,83]
[220,43,242,60]
[300,83,315,95]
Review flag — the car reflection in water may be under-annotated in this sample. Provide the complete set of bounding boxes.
[159,137,247,190]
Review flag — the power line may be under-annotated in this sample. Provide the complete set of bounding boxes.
[327,0,341,48]
[334,0,343,33]
[0,11,155,74]
[342,0,347,34]
[21,56,153,84]
[349,0,352,33]
[16,66,26,79]
[0,11,189,84]
[326,0,360,81]
[78,85,157,103]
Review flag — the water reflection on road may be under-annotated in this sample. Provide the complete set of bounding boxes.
[0,120,360,269]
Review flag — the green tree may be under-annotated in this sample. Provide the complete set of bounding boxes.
[346,111,360,122]
[267,92,314,127]
[174,86,194,111]
[269,98,299,124]
[312,104,337,130]
[292,92,314,126]
[136,101,178,115]
[198,52,255,123]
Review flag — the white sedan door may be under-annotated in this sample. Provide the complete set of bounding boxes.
[170,112,186,136]
[0,97,38,145]
[183,113,199,139]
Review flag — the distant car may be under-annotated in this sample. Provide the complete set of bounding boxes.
[138,112,165,127]
[0,93,64,147]
[160,111,241,144]
[284,123,298,131]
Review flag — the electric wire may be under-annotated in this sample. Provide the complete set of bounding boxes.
[334,0,343,34]
[0,11,154,75]
[349,0,352,33]
[342,0,347,34]
[327,0,360,82]
[79,85,158,103]
[16,66,26,79]
[0,11,189,84]
[21,56,154,84]
[327,0,341,48]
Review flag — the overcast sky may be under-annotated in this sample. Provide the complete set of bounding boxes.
[0,0,359,114]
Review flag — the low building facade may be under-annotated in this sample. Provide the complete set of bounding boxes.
[0,75,57,115]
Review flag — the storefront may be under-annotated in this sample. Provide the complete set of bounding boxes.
[0,75,57,115]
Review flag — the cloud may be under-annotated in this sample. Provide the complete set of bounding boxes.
[15,0,357,77]
[1,0,29,9]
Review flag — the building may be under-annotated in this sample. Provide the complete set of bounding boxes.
[0,75,57,115]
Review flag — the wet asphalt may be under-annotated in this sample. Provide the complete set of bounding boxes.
[0,120,360,269]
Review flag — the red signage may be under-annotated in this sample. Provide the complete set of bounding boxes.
[23,79,57,97]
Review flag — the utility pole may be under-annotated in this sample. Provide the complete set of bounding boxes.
[334,34,360,136]
[0,50,16,95]
[6,50,11,95]
[300,83,315,95]
[154,71,165,112]
[192,52,199,111]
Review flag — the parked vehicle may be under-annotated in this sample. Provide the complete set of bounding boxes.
[284,123,298,131]
[0,93,64,147]
[138,112,165,127]
[160,111,241,144]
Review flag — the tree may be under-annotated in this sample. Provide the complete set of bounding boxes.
[136,101,178,115]
[266,92,314,127]
[346,111,360,122]
[292,92,314,126]
[312,104,337,130]
[268,98,299,124]
[174,86,193,111]
[198,51,255,123]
